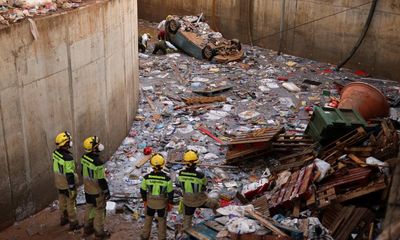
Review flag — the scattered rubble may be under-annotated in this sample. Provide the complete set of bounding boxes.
[0,0,84,26]
[100,19,400,239]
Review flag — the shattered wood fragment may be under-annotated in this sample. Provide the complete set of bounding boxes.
[182,96,226,105]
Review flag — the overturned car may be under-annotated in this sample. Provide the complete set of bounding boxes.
[166,15,244,63]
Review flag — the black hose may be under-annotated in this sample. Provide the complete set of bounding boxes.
[335,0,378,70]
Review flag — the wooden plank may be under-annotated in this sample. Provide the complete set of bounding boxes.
[135,155,152,168]
[182,96,226,105]
[337,178,386,203]
[292,200,301,218]
[348,154,367,167]
[246,210,289,237]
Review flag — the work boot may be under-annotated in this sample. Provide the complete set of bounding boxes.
[182,215,192,230]
[69,221,82,231]
[157,216,167,240]
[83,220,94,236]
[140,215,153,240]
[94,229,111,240]
[60,211,69,226]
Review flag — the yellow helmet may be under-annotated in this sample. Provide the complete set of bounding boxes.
[150,153,165,169]
[55,131,72,148]
[83,136,103,152]
[183,150,199,164]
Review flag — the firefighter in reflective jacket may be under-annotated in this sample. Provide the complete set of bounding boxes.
[81,136,111,239]
[52,131,81,231]
[140,153,173,240]
[178,150,219,230]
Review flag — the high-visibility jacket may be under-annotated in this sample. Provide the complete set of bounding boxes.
[140,171,173,209]
[178,167,208,207]
[81,153,109,195]
[52,149,76,190]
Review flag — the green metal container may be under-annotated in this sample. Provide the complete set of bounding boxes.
[305,107,367,144]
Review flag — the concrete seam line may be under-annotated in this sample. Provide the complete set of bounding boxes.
[65,14,76,162]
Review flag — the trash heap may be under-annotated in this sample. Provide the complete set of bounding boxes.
[0,0,83,26]
[173,15,223,42]
[102,19,400,239]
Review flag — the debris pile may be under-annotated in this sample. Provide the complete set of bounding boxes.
[0,0,83,26]
[101,19,400,239]
[165,15,243,62]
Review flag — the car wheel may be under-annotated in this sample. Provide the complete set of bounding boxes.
[202,45,215,61]
[168,19,180,34]
[231,39,242,51]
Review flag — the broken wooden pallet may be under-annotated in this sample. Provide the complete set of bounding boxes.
[322,205,374,240]
[269,164,315,210]
[225,128,284,163]
[317,167,373,192]
[335,176,386,203]
[319,127,367,163]
[272,134,315,152]
[271,148,316,172]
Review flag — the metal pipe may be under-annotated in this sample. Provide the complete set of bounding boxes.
[335,0,378,70]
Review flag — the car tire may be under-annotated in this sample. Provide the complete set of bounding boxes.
[231,39,242,51]
[168,19,180,34]
[202,45,215,61]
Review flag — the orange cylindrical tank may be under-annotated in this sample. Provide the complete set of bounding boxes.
[338,82,389,120]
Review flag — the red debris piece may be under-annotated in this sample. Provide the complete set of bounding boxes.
[322,69,334,74]
[143,146,152,155]
[354,70,369,77]
[277,76,289,81]
[198,127,224,144]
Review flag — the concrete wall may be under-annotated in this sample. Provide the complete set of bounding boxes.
[138,0,400,80]
[0,0,139,229]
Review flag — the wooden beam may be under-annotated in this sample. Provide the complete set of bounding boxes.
[246,210,288,237]
[135,155,152,168]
